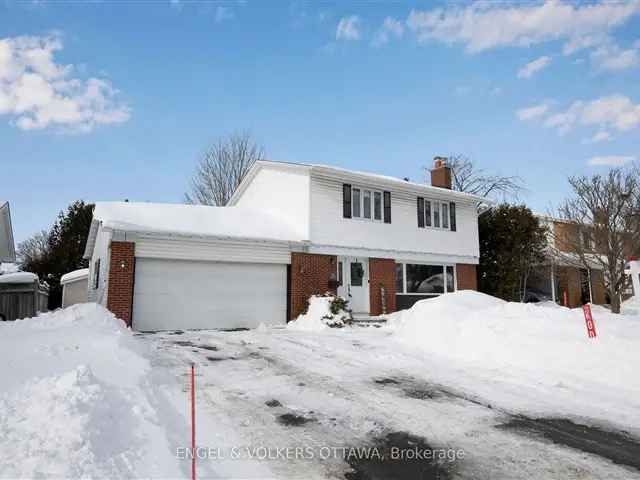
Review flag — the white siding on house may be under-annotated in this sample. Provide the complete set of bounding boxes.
[87,228,111,306]
[309,175,480,263]
[134,235,293,264]
[232,165,311,240]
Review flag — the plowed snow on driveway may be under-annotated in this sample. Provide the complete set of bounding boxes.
[139,324,640,480]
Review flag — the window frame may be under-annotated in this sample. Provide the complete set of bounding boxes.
[350,185,384,223]
[395,262,457,296]
[417,197,455,231]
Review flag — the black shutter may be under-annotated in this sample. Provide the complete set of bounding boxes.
[383,191,391,223]
[417,197,425,228]
[343,184,352,218]
[449,202,456,231]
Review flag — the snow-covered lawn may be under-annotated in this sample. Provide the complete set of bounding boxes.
[2,293,640,479]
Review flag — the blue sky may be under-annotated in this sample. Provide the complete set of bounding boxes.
[1,0,639,243]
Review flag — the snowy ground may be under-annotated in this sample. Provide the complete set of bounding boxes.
[2,295,640,479]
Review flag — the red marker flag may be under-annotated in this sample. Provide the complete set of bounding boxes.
[582,304,597,338]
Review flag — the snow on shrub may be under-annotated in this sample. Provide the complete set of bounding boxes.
[287,294,353,331]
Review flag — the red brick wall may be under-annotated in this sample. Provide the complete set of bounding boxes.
[289,252,337,320]
[107,241,136,327]
[456,264,477,290]
[369,258,396,315]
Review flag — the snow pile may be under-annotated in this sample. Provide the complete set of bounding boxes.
[288,295,352,331]
[386,291,640,393]
[0,262,19,274]
[0,366,142,478]
[0,270,38,283]
[0,304,184,478]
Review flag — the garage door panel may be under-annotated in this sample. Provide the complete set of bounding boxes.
[133,259,286,331]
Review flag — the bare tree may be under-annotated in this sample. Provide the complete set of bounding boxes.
[17,230,50,269]
[555,167,640,313]
[428,154,523,200]
[185,132,265,206]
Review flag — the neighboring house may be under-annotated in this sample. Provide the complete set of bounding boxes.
[83,159,487,330]
[60,268,89,307]
[527,216,607,308]
[0,201,16,264]
[0,272,49,321]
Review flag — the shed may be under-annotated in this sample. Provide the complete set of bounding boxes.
[0,272,49,320]
[60,268,89,307]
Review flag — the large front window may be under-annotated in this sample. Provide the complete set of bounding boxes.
[396,263,456,295]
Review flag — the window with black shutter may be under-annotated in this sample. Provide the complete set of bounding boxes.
[449,202,456,231]
[343,184,352,218]
[425,200,432,227]
[417,197,425,228]
[383,191,391,223]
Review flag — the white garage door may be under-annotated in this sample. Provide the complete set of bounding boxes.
[132,258,287,331]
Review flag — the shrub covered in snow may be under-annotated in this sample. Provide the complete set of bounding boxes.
[287,294,353,331]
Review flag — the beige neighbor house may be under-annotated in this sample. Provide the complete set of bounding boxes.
[60,268,89,307]
[83,159,488,331]
[527,216,607,308]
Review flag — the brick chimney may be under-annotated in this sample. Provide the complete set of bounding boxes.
[431,156,452,189]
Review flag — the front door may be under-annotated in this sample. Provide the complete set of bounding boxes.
[338,257,369,314]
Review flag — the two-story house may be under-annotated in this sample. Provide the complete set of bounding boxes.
[83,159,487,330]
[527,215,607,308]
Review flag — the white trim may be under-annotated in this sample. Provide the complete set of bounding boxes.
[303,242,478,265]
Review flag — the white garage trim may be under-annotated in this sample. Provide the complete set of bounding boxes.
[130,233,295,265]
[132,258,287,331]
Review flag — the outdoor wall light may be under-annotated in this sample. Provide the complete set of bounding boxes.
[120,260,127,270]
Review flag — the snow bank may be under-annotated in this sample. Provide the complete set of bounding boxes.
[287,295,352,331]
[0,304,184,478]
[387,291,640,393]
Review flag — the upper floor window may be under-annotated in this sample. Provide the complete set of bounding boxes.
[343,184,391,223]
[582,229,594,251]
[417,197,456,231]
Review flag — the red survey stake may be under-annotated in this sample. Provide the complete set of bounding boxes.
[582,304,597,338]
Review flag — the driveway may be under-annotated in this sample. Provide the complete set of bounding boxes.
[137,326,640,480]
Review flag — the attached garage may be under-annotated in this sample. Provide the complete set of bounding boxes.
[132,258,288,331]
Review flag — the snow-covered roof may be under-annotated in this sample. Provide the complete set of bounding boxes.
[60,268,90,285]
[229,160,492,206]
[0,201,16,263]
[84,202,306,259]
[0,271,38,284]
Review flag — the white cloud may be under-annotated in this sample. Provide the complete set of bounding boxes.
[587,155,636,166]
[336,15,361,41]
[590,42,639,71]
[517,103,550,121]
[372,17,404,47]
[517,56,551,79]
[583,130,612,144]
[214,6,234,23]
[0,34,129,133]
[406,1,640,53]
[544,95,640,135]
